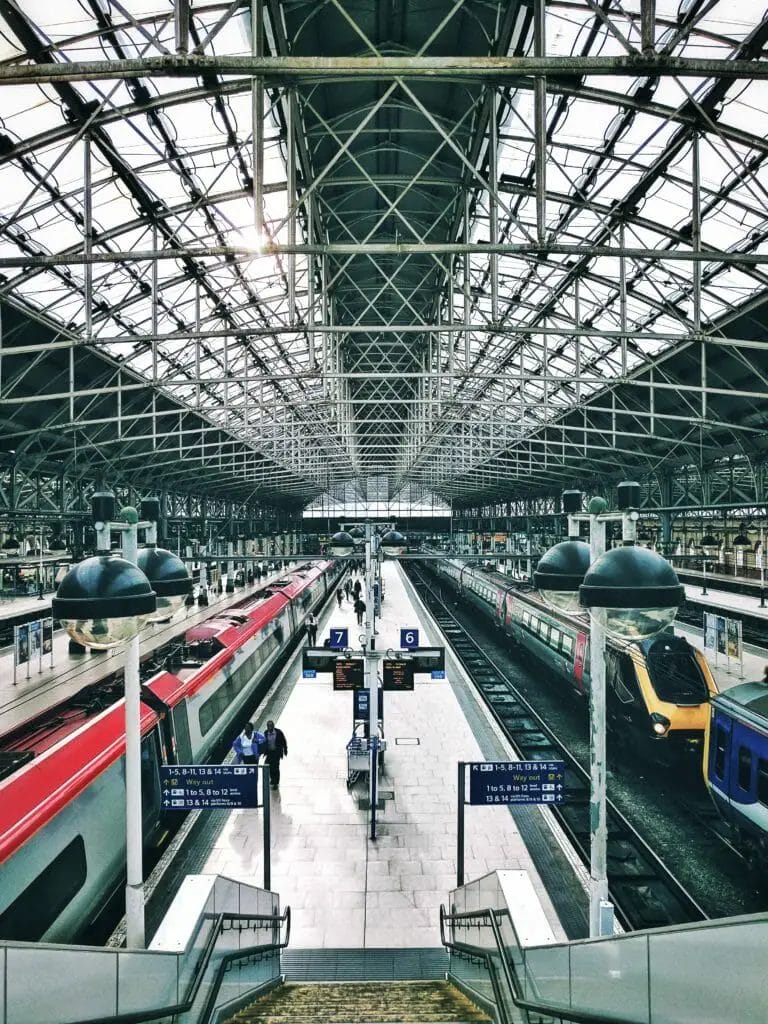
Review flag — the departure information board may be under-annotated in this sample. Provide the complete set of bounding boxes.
[333,657,365,690]
[382,658,415,691]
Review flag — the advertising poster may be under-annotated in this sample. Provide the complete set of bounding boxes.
[42,619,53,655]
[704,613,716,651]
[30,620,41,657]
[716,615,727,656]
[15,624,29,666]
[726,619,740,660]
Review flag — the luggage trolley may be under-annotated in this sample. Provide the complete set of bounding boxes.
[345,675,387,787]
[345,729,387,788]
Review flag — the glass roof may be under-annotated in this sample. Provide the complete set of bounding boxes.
[0,1,766,505]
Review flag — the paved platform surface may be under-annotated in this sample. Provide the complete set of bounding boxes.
[202,560,568,949]
[683,582,768,620]
[0,565,294,738]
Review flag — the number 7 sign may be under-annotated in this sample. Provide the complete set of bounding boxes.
[329,627,348,650]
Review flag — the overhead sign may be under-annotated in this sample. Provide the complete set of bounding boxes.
[160,764,260,810]
[400,627,419,649]
[333,656,365,691]
[382,658,415,691]
[409,646,445,673]
[303,648,339,673]
[468,761,566,806]
[329,627,349,650]
[354,688,384,721]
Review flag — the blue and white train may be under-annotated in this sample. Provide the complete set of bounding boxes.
[706,682,768,872]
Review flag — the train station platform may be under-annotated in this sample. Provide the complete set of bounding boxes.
[682,581,768,620]
[201,560,576,950]
[0,565,295,739]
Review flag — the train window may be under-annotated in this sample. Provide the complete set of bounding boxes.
[551,629,562,651]
[758,760,768,806]
[0,835,87,941]
[561,634,574,658]
[714,727,727,779]
[738,746,753,791]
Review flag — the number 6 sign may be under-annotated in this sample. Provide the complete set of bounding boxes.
[400,628,419,649]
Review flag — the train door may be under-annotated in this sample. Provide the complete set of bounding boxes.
[141,732,163,838]
[728,719,755,805]
[505,593,515,633]
[574,631,588,692]
[709,708,732,800]
[494,589,504,625]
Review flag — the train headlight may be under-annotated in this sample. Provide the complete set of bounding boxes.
[137,546,192,623]
[580,546,684,641]
[651,713,671,736]
[533,540,591,613]
[52,554,157,649]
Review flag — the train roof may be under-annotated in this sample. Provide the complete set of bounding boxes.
[712,682,768,728]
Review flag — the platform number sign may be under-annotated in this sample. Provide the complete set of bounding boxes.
[329,627,349,650]
[400,628,419,649]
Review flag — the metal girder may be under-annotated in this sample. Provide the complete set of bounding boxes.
[0,55,765,86]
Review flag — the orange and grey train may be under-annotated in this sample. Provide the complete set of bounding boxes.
[434,558,717,760]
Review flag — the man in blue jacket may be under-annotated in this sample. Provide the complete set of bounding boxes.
[232,722,264,765]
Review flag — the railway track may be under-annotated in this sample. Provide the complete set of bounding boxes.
[406,562,709,933]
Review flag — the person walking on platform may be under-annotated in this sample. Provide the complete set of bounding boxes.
[306,611,318,646]
[336,586,344,609]
[262,719,288,789]
[354,596,366,627]
[232,722,264,765]
[353,577,362,600]
[344,578,352,602]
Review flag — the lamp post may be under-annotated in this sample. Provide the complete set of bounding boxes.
[534,484,684,937]
[53,492,191,948]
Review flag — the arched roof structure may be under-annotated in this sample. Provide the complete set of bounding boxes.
[0,0,766,513]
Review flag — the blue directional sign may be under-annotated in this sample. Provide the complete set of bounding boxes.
[431,670,445,679]
[329,626,349,649]
[302,668,317,678]
[468,761,566,806]
[160,764,260,810]
[400,627,419,649]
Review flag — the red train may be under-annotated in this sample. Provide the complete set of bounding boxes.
[0,560,340,943]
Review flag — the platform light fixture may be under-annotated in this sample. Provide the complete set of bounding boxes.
[1,533,20,556]
[52,491,160,949]
[534,483,684,939]
[379,530,408,557]
[137,498,192,624]
[329,530,355,557]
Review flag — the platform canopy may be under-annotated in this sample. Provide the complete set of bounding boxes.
[0,1,766,511]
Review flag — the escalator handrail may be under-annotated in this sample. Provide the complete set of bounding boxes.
[65,907,290,1024]
[440,904,643,1024]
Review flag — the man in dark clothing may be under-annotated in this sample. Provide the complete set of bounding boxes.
[306,612,318,645]
[262,719,288,788]
[344,578,352,601]
[336,587,344,608]
[354,597,366,627]
[353,577,362,599]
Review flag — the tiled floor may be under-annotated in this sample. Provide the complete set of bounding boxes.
[204,560,567,948]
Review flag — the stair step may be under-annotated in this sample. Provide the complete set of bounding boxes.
[227,981,492,1024]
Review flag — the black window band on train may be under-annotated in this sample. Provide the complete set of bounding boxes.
[198,628,281,736]
[0,835,87,941]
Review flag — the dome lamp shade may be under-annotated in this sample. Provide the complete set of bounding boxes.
[329,531,355,557]
[700,532,719,554]
[349,526,366,547]
[579,546,684,640]
[52,555,157,649]
[137,546,192,623]
[732,530,751,549]
[379,530,408,557]
[533,540,591,613]
[2,534,20,556]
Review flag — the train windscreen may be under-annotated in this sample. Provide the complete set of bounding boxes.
[644,636,709,705]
